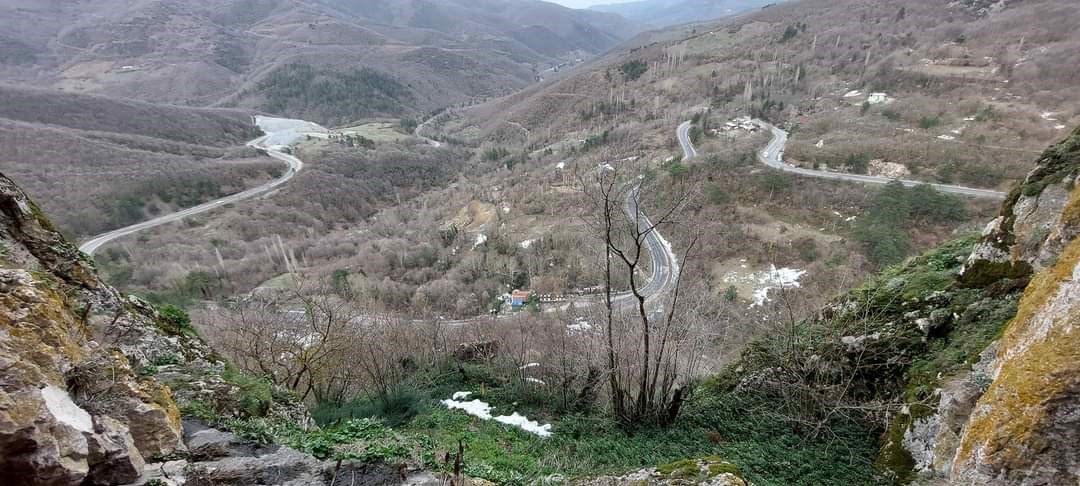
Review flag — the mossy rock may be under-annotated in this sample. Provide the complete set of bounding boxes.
[657,459,701,479]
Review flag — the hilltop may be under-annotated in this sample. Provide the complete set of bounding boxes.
[0,0,641,125]
[0,84,274,238]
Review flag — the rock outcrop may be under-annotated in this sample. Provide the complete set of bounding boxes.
[890,126,1080,484]
[949,193,1080,484]
[0,174,189,484]
[0,172,416,485]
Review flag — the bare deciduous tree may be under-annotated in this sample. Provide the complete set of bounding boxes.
[576,153,704,427]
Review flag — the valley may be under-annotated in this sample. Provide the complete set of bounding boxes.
[0,0,1078,485]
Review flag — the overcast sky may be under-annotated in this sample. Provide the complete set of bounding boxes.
[548,0,636,8]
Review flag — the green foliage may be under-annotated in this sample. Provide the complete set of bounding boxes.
[222,367,275,418]
[724,285,738,302]
[400,117,419,132]
[917,115,942,129]
[881,109,902,122]
[667,161,689,178]
[157,304,198,337]
[178,271,219,299]
[400,387,880,485]
[619,60,649,82]
[152,353,180,367]
[973,105,1000,122]
[758,172,792,193]
[483,146,511,162]
[844,153,871,174]
[854,182,966,266]
[257,63,413,124]
[582,130,610,152]
[313,387,429,427]
[331,268,351,297]
[780,25,799,42]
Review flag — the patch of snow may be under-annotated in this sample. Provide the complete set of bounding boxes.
[473,233,488,249]
[494,412,553,437]
[963,116,976,121]
[951,129,962,135]
[441,396,553,437]
[1040,112,1058,121]
[843,90,862,98]
[526,377,546,385]
[442,398,493,419]
[502,207,511,214]
[555,162,566,170]
[815,139,825,148]
[520,239,536,249]
[599,163,615,171]
[845,216,857,222]
[937,135,956,141]
[452,391,472,400]
[1054,125,1067,130]
[750,266,807,307]
[41,385,93,433]
[567,318,592,333]
[520,363,540,369]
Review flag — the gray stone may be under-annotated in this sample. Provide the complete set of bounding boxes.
[86,415,145,485]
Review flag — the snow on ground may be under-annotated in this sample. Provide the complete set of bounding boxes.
[495,412,553,437]
[723,265,807,307]
[520,363,540,369]
[526,377,547,385]
[442,397,493,419]
[520,239,536,249]
[843,90,862,98]
[473,233,488,249]
[441,393,553,437]
[555,162,566,170]
[751,266,807,307]
[567,318,592,333]
[254,116,329,146]
[41,385,93,433]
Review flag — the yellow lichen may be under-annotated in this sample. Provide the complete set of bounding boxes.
[953,235,1080,471]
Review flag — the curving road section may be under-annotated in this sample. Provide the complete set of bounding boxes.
[679,117,1007,199]
[79,116,324,255]
[676,120,698,160]
[751,119,1006,199]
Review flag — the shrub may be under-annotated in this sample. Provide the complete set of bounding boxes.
[312,387,429,427]
[158,304,197,337]
[917,115,942,129]
[619,60,649,82]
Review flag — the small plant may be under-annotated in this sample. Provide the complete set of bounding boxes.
[152,353,180,367]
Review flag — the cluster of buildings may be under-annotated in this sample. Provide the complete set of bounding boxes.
[713,116,759,135]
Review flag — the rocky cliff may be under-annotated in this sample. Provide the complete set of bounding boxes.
[946,127,1080,483]
[893,125,1080,484]
[0,173,366,485]
[0,174,185,484]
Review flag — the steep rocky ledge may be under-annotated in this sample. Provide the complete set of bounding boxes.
[891,125,1080,484]
[0,174,360,485]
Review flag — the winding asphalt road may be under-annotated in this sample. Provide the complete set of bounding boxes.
[751,119,1006,199]
[79,119,316,255]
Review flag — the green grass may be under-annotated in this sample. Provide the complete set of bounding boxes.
[390,386,883,485]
